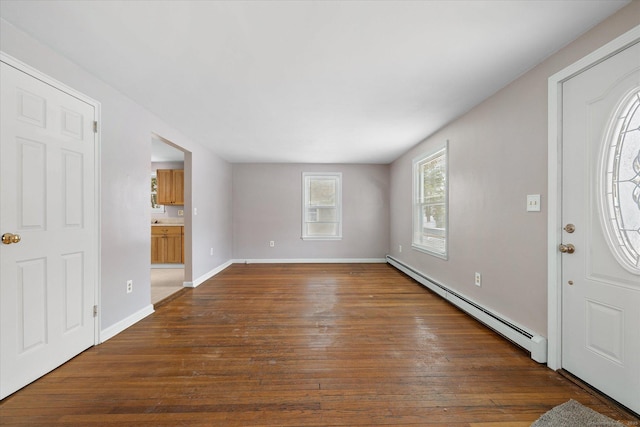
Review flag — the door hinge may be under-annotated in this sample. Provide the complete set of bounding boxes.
[93,121,98,133]
[93,305,98,317]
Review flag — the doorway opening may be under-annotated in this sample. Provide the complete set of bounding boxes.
[150,135,190,305]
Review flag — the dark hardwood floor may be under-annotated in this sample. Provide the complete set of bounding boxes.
[1,263,636,426]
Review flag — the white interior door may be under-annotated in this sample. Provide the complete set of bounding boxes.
[0,59,98,399]
[561,41,640,413]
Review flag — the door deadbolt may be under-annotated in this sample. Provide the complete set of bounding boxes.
[2,233,21,245]
[564,223,575,233]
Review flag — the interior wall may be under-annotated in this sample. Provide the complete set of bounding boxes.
[233,163,390,260]
[190,149,233,280]
[388,2,639,336]
[1,19,234,330]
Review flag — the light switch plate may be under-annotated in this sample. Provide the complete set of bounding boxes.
[527,194,541,212]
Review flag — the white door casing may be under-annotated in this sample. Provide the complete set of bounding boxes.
[0,54,101,399]
[548,27,640,414]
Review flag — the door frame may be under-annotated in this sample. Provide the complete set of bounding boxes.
[546,26,640,370]
[0,51,102,345]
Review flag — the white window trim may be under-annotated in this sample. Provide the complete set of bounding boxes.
[302,172,342,240]
[412,141,448,259]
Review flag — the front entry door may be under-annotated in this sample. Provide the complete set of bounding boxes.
[561,41,640,413]
[0,59,98,399]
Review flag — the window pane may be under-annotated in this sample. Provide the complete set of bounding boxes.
[306,207,337,222]
[417,232,446,252]
[317,208,337,222]
[425,204,446,229]
[419,156,446,204]
[150,174,165,213]
[306,222,338,237]
[309,178,336,206]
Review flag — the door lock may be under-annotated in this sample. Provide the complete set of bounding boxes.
[2,233,21,245]
[559,243,575,254]
[564,223,575,233]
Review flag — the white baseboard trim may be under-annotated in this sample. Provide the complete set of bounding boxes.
[386,255,547,363]
[99,304,154,343]
[232,258,387,264]
[185,260,233,288]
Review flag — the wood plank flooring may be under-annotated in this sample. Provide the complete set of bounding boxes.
[1,263,636,426]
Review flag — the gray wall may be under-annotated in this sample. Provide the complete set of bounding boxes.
[1,19,234,330]
[233,164,389,260]
[388,3,639,336]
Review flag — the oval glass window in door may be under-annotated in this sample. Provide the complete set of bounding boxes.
[600,89,640,274]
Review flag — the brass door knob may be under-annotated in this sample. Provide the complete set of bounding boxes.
[2,233,21,245]
[564,223,575,233]
[559,243,575,254]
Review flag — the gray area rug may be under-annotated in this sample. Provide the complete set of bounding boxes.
[531,399,625,426]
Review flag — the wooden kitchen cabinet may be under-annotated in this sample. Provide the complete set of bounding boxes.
[151,226,183,264]
[156,169,184,205]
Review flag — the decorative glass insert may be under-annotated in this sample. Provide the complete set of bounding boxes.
[601,89,640,274]
[412,142,448,258]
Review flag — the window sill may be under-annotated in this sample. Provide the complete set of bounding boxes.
[411,243,448,260]
[301,236,342,241]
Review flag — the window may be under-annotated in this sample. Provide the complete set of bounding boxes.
[151,173,165,213]
[413,142,448,258]
[302,172,342,240]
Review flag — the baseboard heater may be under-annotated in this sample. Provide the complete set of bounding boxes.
[386,255,547,364]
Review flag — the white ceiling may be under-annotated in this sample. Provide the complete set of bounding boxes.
[0,1,630,164]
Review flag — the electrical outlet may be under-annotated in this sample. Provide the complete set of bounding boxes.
[269,240,275,247]
[474,272,481,287]
[194,207,198,216]
[126,280,133,293]
[178,209,184,216]
[398,245,402,253]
